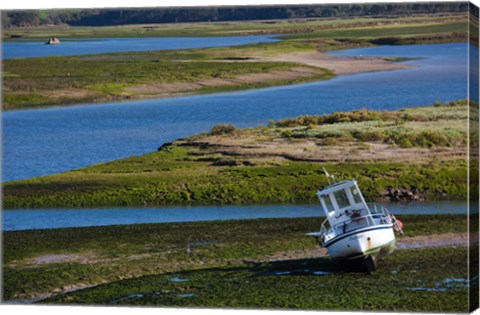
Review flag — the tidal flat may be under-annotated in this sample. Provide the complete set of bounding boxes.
[2,214,471,312]
[39,247,471,312]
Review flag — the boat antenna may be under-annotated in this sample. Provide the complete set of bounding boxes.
[322,167,335,185]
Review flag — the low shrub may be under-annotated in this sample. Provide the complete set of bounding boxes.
[274,109,398,127]
[352,130,386,141]
[400,113,429,121]
[280,130,292,139]
[416,129,450,147]
[384,130,416,146]
[385,129,453,147]
[210,124,235,135]
[398,138,414,148]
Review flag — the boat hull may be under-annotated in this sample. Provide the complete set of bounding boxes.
[324,224,396,260]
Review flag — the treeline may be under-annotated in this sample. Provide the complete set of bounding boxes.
[2,2,468,28]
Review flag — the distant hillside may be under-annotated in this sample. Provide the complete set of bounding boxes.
[2,2,468,28]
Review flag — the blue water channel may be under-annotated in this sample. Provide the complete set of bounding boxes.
[2,201,469,231]
[2,36,278,59]
[2,43,470,181]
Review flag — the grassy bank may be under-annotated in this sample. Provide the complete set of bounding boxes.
[3,101,470,209]
[2,214,468,304]
[2,55,333,110]
[2,14,467,110]
[2,13,466,40]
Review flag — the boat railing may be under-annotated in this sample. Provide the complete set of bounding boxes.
[370,203,391,215]
[319,205,394,245]
[370,204,395,224]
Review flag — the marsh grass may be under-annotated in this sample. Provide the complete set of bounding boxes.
[2,158,468,209]
[278,101,468,148]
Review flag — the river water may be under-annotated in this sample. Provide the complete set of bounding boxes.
[2,43,469,181]
[1,40,474,231]
[2,36,278,59]
[2,201,468,231]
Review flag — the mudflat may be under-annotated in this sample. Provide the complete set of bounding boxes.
[3,214,468,304]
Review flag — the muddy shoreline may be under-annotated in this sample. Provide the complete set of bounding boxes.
[256,232,470,262]
[127,52,412,98]
[4,231,470,304]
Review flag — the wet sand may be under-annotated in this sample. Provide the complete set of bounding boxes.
[265,50,413,75]
[124,50,411,99]
[258,232,470,262]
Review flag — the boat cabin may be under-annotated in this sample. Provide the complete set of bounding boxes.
[316,180,370,226]
[315,179,396,245]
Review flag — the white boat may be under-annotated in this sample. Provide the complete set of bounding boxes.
[308,176,403,272]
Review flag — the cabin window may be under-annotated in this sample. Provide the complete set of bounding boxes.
[350,187,363,204]
[333,189,350,209]
[323,196,335,212]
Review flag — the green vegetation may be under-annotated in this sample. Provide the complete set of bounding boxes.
[3,160,467,209]
[3,102,469,209]
[2,53,333,110]
[274,100,469,148]
[2,214,467,304]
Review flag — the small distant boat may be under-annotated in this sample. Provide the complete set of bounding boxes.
[307,170,403,273]
[45,37,60,45]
